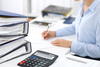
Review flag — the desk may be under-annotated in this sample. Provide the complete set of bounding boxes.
[0,19,100,67]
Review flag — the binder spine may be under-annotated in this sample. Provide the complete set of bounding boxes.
[23,21,29,35]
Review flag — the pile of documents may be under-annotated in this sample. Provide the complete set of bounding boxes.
[0,17,32,63]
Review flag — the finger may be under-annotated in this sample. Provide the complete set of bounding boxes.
[51,42,60,46]
[42,31,48,37]
[44,32,49,37]
[44,33,50,40]
[44,37,49,40]
[42,31,47,36]
[51,40,59,44]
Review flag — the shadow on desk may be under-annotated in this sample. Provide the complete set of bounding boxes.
[74,54,100,61]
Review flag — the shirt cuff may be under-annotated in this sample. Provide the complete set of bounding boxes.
[70,40,79,53]
[56,30,63,37]
[70,40,87,57]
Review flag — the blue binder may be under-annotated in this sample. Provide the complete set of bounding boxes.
[0,10,27,18]
[64,17,75,24]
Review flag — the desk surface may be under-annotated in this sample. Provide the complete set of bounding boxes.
[0,20,100,67]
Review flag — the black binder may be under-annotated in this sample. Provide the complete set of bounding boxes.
[0,36,26,46]
[0,17,31,64]
[0,21,29,37]
[0,41,32,64]
[42,5,72,17]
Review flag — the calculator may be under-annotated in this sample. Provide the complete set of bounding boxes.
[17,50,58,67]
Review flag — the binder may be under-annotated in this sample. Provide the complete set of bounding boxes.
[42,5,72,18]
[0,10,27,18]
[0,18,29,36]
[64,16,75,24]
[0,16,31,64]
[0,37,27,55]
[0,41,32,64]
[0,18,28,26]
[0,36,26,46]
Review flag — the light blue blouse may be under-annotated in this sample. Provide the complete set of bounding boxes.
[56,0,100,58]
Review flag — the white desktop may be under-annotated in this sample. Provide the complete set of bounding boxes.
[0,18,100,67]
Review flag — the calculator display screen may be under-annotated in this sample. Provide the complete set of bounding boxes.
[34,51,55,60]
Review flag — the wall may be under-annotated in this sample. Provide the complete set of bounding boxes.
[0,0,81,16]
[31,0,72,16]
[0,0,24,14]
[24,0,81,17]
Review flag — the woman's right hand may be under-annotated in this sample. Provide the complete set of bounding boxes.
[42,31,56,40]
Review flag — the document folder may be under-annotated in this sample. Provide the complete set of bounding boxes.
[0,18,28,26]
[0,36,25,46]
[0,10,27,18]
[42,5,72,18]
[0,41,32,64]
[64,16,75,24]
[0,37,27,55]
[0,19,29,36]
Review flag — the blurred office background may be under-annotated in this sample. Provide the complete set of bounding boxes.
[0,0,81,17]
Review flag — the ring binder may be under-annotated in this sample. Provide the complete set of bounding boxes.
[0,10,27,18]
[0,20,29,36]
[0,17,31,64]
[0,41,32,64]
[0,36,25,46]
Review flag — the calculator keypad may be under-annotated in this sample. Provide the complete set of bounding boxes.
[18,55,51,67]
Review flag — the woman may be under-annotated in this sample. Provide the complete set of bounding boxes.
[42,0,100,58]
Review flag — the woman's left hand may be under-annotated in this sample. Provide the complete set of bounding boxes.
[51,39,72,48]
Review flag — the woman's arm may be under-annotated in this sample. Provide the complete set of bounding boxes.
[56,22,76,37]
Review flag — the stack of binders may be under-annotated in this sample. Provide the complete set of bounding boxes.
[0,17,32,64]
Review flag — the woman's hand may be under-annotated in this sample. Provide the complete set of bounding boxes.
[42,31,56,40]
[51,39,72,48]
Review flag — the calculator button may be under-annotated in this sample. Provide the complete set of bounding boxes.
[26,64,30,66]
[34,65,39,67]
[18,60,26,65]
[29,56,37,59]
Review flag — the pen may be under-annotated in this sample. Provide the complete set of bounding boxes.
[44,24,51,38]
[47,24,50,31]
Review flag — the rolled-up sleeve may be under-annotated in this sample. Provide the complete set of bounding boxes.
[56,23,76,37]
